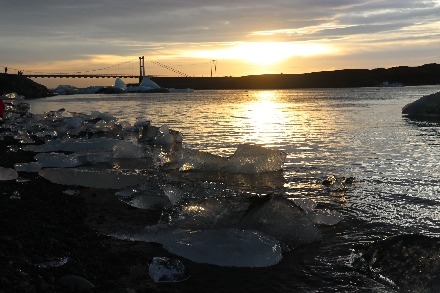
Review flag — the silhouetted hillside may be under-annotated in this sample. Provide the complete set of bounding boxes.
[152,63,440,90]
[0,73,51,98]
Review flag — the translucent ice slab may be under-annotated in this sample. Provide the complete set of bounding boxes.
[0,167,18,180]
[115,228,282,267]
[39,168,147,189]
[178,144,286,174]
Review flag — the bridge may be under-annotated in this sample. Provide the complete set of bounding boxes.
[4,56,190,83]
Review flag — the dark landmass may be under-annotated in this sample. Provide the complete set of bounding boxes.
[402,91,440,117]
[0,74,52,98]
[152,63,440,90]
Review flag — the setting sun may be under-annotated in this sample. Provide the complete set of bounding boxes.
[193,42,335,65]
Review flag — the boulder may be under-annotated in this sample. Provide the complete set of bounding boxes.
[402,91,440,117]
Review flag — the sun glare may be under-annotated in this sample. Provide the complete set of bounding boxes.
[193,42,334,65]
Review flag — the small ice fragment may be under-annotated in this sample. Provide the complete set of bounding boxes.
[14,162,42,172]
[115,187,136,197]
[307,209,343,225]
[0,167,19,181]
[153,125,174,145]
[35,152,84,168]
[292,198,317,211]
[119,194,170,210]
[149,257,187,283]
[63,190,80,196]
[36,257,69,268]
[10,191,21,200]
[161,184,182,205]
[113,141,144,158]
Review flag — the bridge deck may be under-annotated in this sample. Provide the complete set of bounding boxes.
[25,74,139,78]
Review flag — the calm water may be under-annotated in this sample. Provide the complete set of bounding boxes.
[28,86,440,292]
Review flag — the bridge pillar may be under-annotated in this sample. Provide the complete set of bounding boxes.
[139,56,145,84]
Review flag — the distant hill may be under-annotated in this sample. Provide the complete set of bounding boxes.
[152,63,440,90]
[0,73,51,98]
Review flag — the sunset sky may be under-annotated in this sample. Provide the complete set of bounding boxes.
[1,0,440,88]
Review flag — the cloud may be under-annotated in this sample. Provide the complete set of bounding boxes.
[1,0,440,76]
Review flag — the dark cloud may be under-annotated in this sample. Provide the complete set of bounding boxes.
[1,0,439,72]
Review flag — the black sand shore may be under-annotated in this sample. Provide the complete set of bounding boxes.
[0,130,226,293]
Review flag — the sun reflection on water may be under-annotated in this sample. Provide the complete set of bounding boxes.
[235,91,291,147]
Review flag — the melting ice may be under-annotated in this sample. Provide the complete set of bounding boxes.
[0,94,343,268]
[178,144,287,174]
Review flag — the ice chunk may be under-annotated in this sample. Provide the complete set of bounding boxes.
[0,167,19,180]
[178,149,228,172]
[39,168,147,189]
[307,209,343,225]
[62,190,80,196]
[149,257,187,283]
[166,197,247,230]
[116,228,282,267]
[36,257,69,269]
[164,229,281,267]
[178,144,286,174]
[35,152,85,168]
[91,111,117,122]
[76,149,113,164]
[153,125,174,145]
[160,184,183,205]
[65,117,85,129]
[113,141,144,158]
[24,137,122,152]
[225,144,286,174]
[292,198,317,212]
[10,191,21,199]
[120,194,171,210]
[14,162,42,172]
[238,195,321,248]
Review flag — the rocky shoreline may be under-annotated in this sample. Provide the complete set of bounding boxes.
[0,74,51,99]
[0,130,214,292]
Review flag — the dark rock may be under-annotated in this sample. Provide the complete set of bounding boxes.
[402,91,440,117]
[0,73,52,98]
[351,234,440,292]
[58,275,95,290]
